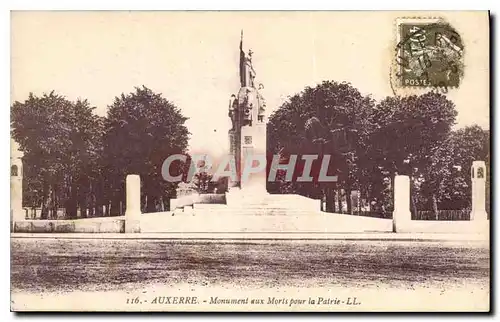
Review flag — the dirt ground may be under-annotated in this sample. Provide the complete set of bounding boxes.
[11,238,490,294]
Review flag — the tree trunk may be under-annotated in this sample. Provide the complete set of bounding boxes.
[337,189,342,214]
[88,182,95,217]
[410,195,418,221]
[160,195,165,212]
[326,188,330,212]
[346,188,352,215]
[95,202,103,217]
[52,184,57,219]
[110,197,120,216]
[409,179,418,220]
[93,179,103,217]
[358,189,363,214]
[165,196,171,211]
[41,183,50,219]
[146,194,157,213]
[79,185,87,218]
[66,182,78,219]
[95,179,103,217]
[324,188,331,212]
[331,189,337,213]
[432,194,439,220]
[50,184,57,219]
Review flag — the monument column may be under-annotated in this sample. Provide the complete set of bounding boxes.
[470,161,488,221]
[228,31,268,195]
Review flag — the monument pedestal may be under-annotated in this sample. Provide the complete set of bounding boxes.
[239,122,267,190]
[226,187,269,208]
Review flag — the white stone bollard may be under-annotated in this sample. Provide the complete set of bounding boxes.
[470,161,488,221]
[393,175,411,232]
[125,174,141,233]
[11,140,25,229]
[11,172,24,221]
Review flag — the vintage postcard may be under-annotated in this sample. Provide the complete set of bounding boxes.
[10,11,490,312]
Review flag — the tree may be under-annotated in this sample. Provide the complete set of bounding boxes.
[64,99,104,218]
[191,156,217,194]
[369,92,458,217]
[267,81,375,213]
[422,126,490,212]
[103,86,190,213]
[193,172,217,193]
[11,92,103,219]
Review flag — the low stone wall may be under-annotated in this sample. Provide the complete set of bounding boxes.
[13,217,125,233]
[394,220,489,234]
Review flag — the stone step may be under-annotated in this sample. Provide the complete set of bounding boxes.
[192,208,310,212]
[192,204,316,210]
[191,205,313,209]
[177,210,323,216]
[192,208,319,212]
[194,205,310,209]
[140,212,394,233]
[192,204,227,209]
[192,205,308,210]
[189,201,314,209]
[230,205,312,208]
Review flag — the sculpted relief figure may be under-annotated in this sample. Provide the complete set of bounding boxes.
[228,94,237,130]
[257,83,266,122]
[242,88,253,125]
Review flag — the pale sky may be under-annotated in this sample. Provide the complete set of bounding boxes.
[11,11,489,156]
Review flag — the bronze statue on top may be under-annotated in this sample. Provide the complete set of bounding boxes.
[231,31,266,131]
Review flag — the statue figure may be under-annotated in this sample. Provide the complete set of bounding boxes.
[228,94,237,130]
[245,49,256,88]
[239,31,257,88]
[236,32,264,125]
[257,90,266,122]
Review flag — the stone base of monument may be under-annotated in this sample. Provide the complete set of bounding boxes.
[140,210,393,233]
[225,189,320,211]
[141,191,393,233]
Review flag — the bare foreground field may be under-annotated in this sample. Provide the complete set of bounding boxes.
[10,238,490,311]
